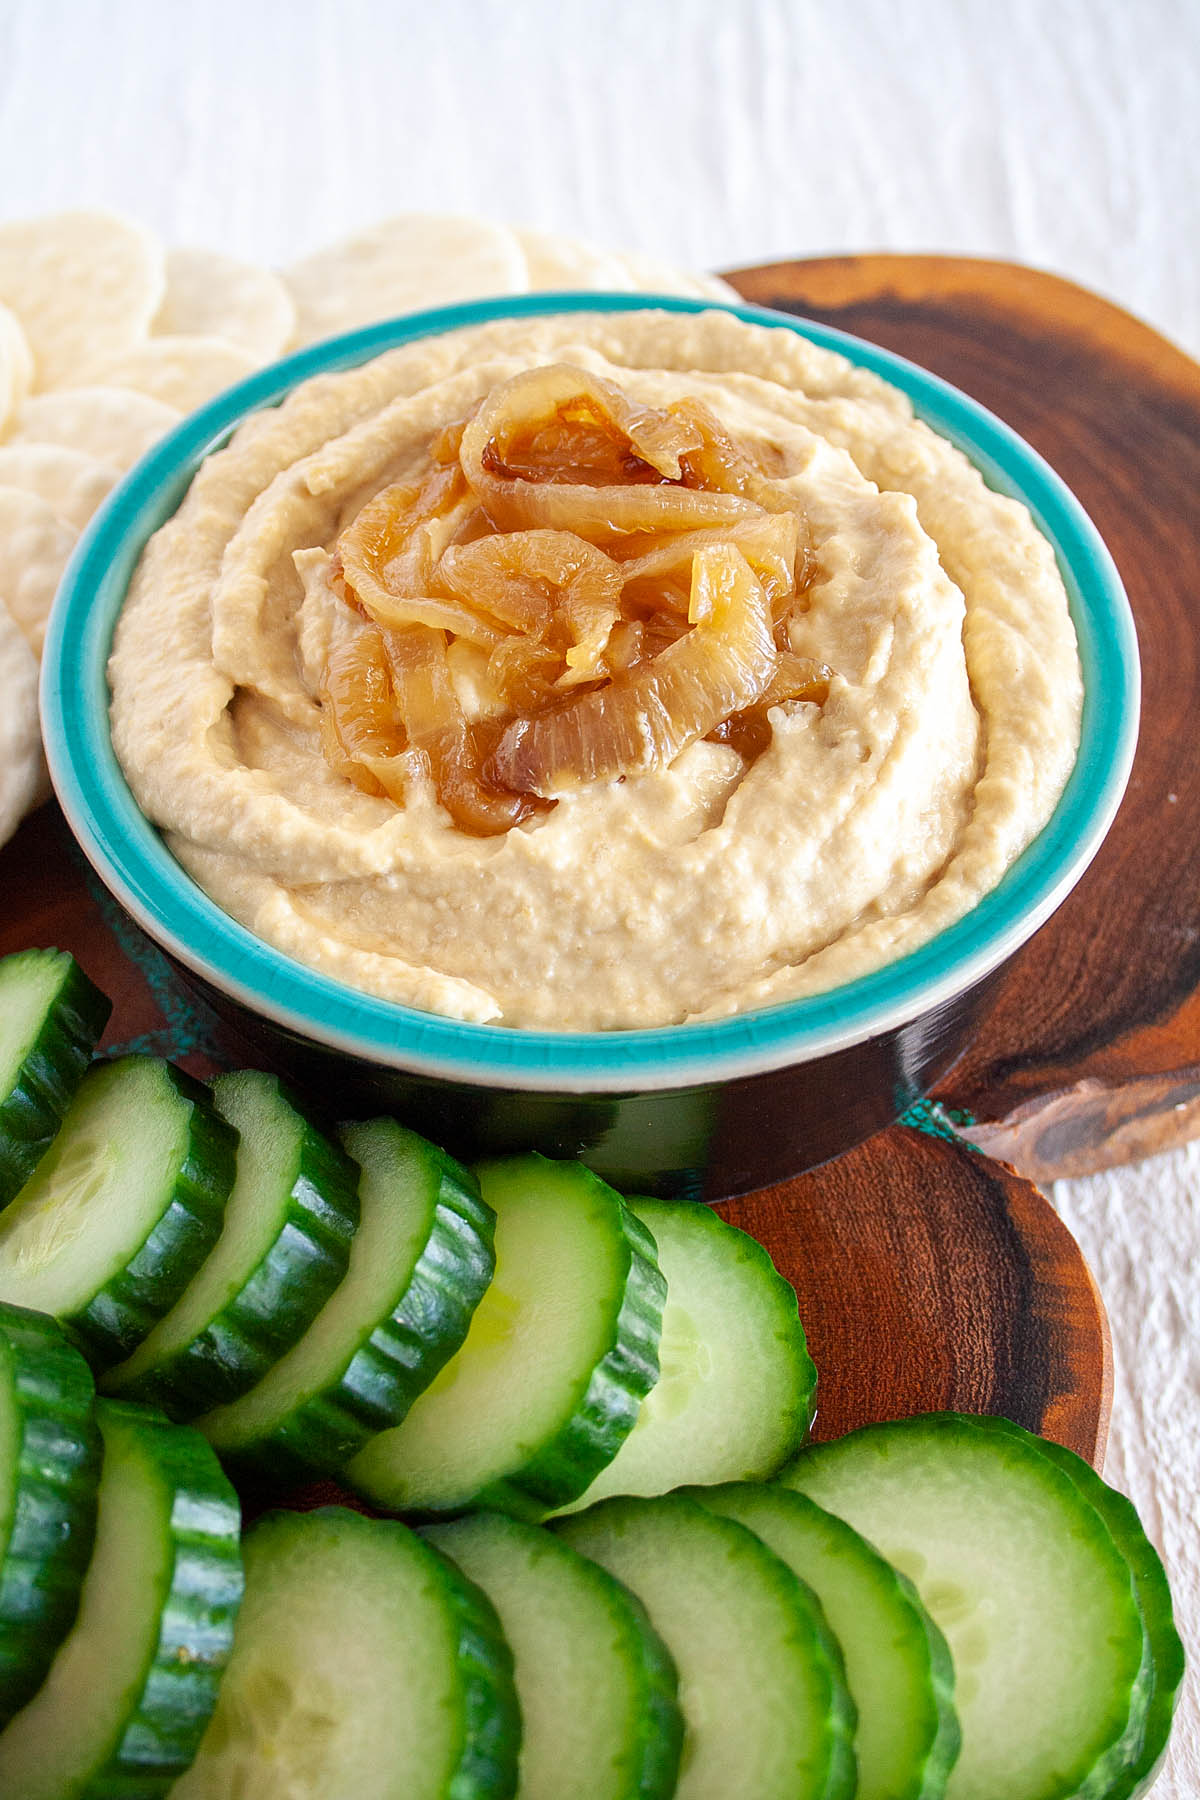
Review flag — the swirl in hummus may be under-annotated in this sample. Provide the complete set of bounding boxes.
[108,310,1083,1030]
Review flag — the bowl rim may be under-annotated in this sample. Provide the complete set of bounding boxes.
[41,290,1139,1093]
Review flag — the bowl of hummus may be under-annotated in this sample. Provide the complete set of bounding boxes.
[42,294,1137,1199]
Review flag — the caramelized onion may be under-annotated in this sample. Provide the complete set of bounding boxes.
[436,529,622,636]
[487,545,777,796]
[759,651,833,709]
[338,464,478,621]
[381,624,540,835]
[615,513,799,612]
[322,363,831,832]
[459,365,759,542]
[318,626,410,804]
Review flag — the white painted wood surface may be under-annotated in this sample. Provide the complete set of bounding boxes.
[2,0,1195,1785]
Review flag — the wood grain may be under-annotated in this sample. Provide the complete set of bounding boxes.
[720,1125,1111,1466]
[729,254,1200,1182]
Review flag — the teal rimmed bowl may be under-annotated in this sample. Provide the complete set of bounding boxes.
[40,292,1139,1199]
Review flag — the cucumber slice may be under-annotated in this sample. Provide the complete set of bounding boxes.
[198,1119,494,1483]
[347,1155,665,1518]
[102,1071,360,1417]
[173,1506,520,1800]
[557,1196,814,1513]
[780,1413,1153,1800]
[0,1056,236,1369]
[954,1414,1184,1800]
[0,1302,102,1726]
[694,1481,960,1800]
[0,949,111,1211]
[425,1510,682,1800]
[556,1492,856,1800]
[0,1398,242,1800]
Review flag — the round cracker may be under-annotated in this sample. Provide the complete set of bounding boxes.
[0,209,165,392]
[0,597,43,849]
[10,386,182,471]
[689,269,743,302]
[0,486,78,656]
[514,226,634,291]
[86,335,260,414]
[0,302,36,432]
[613,248,741,302]
[0,444,120,533]
[153,247,296,361]
[284,213,527,347]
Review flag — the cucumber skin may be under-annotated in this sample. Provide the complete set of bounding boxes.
[782,1412,1154,1800]
[64,1062,238,1372]
[106,1085,362,1418]
[558,1493,858,1800]
[425,1512,684,1800]
[0,951,112,1210]
[469,1170,667,1520]
[220,1136,496,1487]
[85,1400,244,1799]
[695,1481,960,1800]
[421,1538,522,1800]
[632,1194,819,1463]
[0,1302,102,1726]
[957,1415,1183,1800]
[623,1570,686,1800]
[204,1509,519,1800]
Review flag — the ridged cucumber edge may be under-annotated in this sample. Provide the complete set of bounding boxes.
[705,1505,860,1800]
[106,1082,362,1418]
[781,1412,1154,1800]
[421,1537,522,1800]
[0,950,112,1210]
[956,1414,1183,1800]
[68,1063,238,1371]
[0,1301,103,1725]
[557,1492,858,1800]
[621,1565,687,1800]
[424,1512,684,1800]
[85,1399,244,1798]
[696,1479,961,1800]
[633,1195,819,1464]
[476,1191,667,1518]
[847,1533,960,1800]
[224,1140,495,1486]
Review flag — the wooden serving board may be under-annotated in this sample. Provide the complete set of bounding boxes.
[8,255,1139,1469]
[727,255,1200,1184]
[0,803,1110,1466]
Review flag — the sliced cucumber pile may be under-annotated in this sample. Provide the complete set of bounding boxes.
[198,1117,495,1483]
[557,1491,858,1800]
[781,1414,1159,1800]
[0,1302,101,1726]
[102,1070,361,1417]
[0,1055,237,1368]
[0,1397,243,1800]
[346,1155,666,1518]
[425,1510,683,1800]
[0,949,111,1212]
[0,947,1182,1796]
[557,1195,815,1514]
[172,1506,521,1800]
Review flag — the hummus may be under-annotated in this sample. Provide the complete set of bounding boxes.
[108,310,1082,1030]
